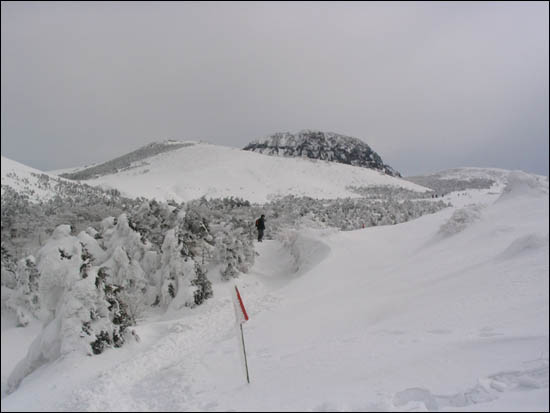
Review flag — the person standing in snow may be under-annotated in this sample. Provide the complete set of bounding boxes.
[255,214,266,242]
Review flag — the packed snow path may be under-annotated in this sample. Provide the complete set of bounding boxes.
[56,240,296,411]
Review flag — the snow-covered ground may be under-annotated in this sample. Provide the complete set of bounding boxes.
[2,169,548,411]
[63,142,429,203]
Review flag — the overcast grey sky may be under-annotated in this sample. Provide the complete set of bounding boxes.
[1,1,548,176]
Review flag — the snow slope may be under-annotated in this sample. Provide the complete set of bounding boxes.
[67,142,429,203]
[2,169,548,411]
[1,156,67,202]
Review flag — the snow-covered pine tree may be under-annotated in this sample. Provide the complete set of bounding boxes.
[1,242,17,289]
[4,255,41,327]
[7,224,136,394]
[154,229,201,310]
[191,261,213,306]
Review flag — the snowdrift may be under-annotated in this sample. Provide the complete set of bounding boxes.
[497,170,549,202]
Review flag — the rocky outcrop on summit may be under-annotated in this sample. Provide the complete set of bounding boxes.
[243,130,401,177]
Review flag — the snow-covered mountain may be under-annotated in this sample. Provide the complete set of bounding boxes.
[243,130,401,177]
[50,140,425,203]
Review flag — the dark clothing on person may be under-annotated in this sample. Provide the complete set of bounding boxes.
[256,216,265,242]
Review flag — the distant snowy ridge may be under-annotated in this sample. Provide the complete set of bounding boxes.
[243,130,401,177]
[78,141,427,203]
[408,167,515,183]
[59,140,195,180]
[405,167,548,195]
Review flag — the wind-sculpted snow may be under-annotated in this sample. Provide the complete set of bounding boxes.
[497,233,549,260]
[277,229,331,276]
[437,204,484,237]
[497,170,549,202]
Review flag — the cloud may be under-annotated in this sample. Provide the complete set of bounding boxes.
[1,2,548,175]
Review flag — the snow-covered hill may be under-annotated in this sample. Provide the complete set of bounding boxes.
[1,155,145,260]
[244,130,401,177]
[1,155,133,206]
[2,168,548,411]
[57,141,193,181]
[55,141,425,203]
[1,156,68,202]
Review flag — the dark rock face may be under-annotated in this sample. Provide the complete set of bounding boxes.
[243,130,401,177]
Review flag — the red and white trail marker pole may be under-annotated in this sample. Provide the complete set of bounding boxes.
[233,285,250,384]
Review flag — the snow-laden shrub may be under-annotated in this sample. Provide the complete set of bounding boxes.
[405,175,495,195]
[260,195,449,233]
[191,262,213,306]
[101,246,148,319]
[5,255,41,326]
[102,214,150,262]
[1,178,144,268]
[1,243,17,289]
[129,199,180,249]
[7,271,106,394]
[6,224,140,393]
[347,185,433,200]
[155,229,191,308]
[213,222,255,280]
[37,225,83,317]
